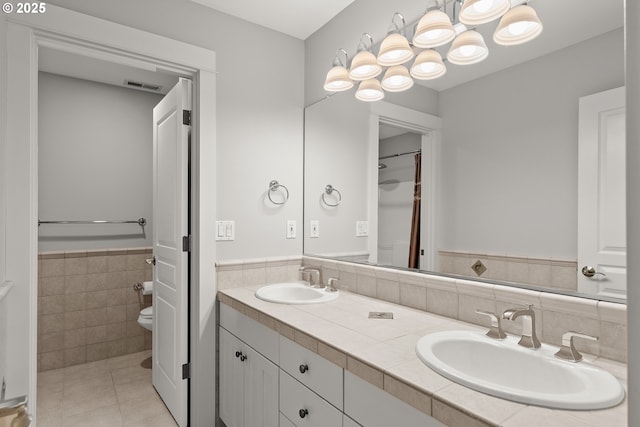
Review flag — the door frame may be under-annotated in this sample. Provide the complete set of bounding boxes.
[367,102,442,271]
[4,6,217,425]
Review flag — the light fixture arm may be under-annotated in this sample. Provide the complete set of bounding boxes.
[388,12,408,37]
[332,48,349,67]
[356,33,375,52]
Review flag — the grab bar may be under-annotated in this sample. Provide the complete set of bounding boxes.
[38,218,146,226]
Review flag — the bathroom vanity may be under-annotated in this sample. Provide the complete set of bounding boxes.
[217,286,627,427]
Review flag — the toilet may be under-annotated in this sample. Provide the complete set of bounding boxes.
[137,306,153,331]
[137,281,153,331]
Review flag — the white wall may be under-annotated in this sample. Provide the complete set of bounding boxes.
[304,94,370,257]
[627,2,640,424]
[439,28,624,259]
[38,72,162,251]
[45,0,305,261]
[0,8,6,301]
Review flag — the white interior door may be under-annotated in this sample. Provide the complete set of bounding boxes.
[152,78,191,426]
[577,87,626,298]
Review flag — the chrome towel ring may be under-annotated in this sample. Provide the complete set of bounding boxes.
[268,180,289,205]
[322,184,342,207]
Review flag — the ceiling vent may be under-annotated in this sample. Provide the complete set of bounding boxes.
[124,80,162,92]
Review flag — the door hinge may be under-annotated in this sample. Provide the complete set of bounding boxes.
[183,109,191,126]
[182,235,191,252]
[182,363,190,380]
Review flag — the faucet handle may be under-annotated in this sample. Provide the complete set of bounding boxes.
[475,310,507,339]
[327,277,339,292]
[554,331,598,362]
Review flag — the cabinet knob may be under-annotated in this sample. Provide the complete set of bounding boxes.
[299,408,308,419]
[240,354,247,362]
[235,351,241,358]
[299,364,309,374]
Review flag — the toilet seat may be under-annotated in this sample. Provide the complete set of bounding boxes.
[140,306,153,318]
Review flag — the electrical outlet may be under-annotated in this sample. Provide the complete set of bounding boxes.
[310,220,319,238]
[286,220,296,239]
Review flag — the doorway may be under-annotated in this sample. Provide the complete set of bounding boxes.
[4,7,217,426]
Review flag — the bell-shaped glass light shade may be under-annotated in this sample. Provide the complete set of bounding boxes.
[323,65,354,92]
[410,49,446,80]
[493,5,543,46]
[355,79,385,102]
[459,0,510,26]
[447,30,489,65]
[413,9,456,48]
[377,33,415,67]
[349,51,383,81]
[381,65,414,92]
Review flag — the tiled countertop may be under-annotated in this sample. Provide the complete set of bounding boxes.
[217,286,628,427]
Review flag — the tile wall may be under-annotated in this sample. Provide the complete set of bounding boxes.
[439,250,578,291]
[38,248,153,371]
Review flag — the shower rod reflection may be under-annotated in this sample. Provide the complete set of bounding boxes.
[379,149,421,160]
[38,218,147,227]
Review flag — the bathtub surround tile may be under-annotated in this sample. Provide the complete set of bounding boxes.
[38,248,154,371]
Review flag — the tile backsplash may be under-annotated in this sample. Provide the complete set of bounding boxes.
[38,248,153,371]
[215,255,627,364]
[439,250,578,291]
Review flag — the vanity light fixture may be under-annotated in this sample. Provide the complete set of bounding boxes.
[349,33,383,81]
[413,2,456,48]
[377,13,414,67]
[381,65,414,92]
[493,4,543,46]
[323,48,353,92]
[447,29,489,65]
[323,1,542,101]
[355,78,385,102]
[458,0,511,26]
[410,49,447,80]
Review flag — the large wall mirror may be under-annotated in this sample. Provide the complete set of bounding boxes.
[303,0,626,303]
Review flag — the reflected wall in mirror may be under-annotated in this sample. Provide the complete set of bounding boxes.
[303,0,626,302]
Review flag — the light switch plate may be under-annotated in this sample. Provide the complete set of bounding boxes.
[216,220,235,241]
[356,220,369,237]
[310,220,319,238]
[286,220,296,239]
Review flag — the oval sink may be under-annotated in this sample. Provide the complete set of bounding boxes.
[416,330,625,410]
[255,282,339,304]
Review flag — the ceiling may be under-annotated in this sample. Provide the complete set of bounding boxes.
[189,0,356,40]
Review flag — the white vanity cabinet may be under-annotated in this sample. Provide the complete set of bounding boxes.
[344,371,446,427]
[219,301,443,427]
[219,304,280,427]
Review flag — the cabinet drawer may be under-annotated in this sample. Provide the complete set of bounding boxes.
[279,336,343,409]
[280,370,342,427]
[219,302,279,363]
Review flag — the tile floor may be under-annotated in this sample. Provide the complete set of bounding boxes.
[36,350,178,427]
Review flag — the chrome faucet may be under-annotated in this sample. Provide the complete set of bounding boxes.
[299,266,322,288]
[476,310,507,339]
[502,304,541,349]
[554,331,598,362]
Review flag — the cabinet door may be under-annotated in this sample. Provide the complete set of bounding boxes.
[219,328,245,427]
[244,345,279,427]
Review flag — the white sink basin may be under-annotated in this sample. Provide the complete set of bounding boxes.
[416,330,625,410]
[255,282,339,304]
